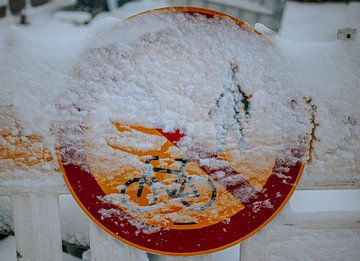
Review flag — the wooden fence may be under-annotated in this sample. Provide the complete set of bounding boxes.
[1,179,359,260]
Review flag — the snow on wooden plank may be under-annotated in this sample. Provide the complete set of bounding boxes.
[241,225,360,261]
[297,170,360,190]
[298,183,360,190]
[89,222,148,261]
[240,202,360,261]
[12,193,62,261]
[0,183,68,196]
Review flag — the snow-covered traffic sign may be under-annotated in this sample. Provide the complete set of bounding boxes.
[58,7,305,256]
[58,125,303,256]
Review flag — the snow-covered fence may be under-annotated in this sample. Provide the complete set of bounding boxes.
[0,183,240,261]
[12,193,62,261]
[240,191,360,261]
[0,184,149,261]
[1,183,359,260]
[0,184,66,261]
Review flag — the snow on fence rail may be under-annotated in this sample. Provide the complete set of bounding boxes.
[240,197,360,261]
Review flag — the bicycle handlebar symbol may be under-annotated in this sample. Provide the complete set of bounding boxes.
[119,156,217,214]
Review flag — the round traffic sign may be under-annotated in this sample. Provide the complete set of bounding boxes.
[58,7,305,256]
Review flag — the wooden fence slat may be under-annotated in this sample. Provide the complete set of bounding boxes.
[0,182,68,196]
[211,244,240,261]
[89,222,148,261]
[240,204,360,261]
[298,165,360,190]
[12,193,63,261]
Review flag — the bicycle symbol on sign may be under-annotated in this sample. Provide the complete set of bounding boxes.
[119,156,217,214]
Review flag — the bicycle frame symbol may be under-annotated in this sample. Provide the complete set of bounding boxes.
[119,156,217,214]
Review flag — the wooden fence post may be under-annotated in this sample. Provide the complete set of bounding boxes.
[89,222,148,261]
[12,193,63,261]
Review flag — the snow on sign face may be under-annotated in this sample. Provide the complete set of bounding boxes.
[58,7,309,255]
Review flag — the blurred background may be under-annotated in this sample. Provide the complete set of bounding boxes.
[0,0,359,41]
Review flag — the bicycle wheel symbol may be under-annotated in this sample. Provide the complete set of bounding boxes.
[119,156,217,214]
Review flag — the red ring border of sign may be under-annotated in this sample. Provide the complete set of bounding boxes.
[57,7,304,256]
[57,139,303,256]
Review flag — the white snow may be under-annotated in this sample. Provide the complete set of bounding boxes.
[0,195,90,246]
[0,0,357,189]
[0,196,12,233]
[0,0,359,259]
[242,204,360,261]
[245,226,360,261]
[0,235,81,261]
[280,1,360,42]
[0,25,87,183]
[54,11,92,25]
[275,37,360,188]
[290,189,360,213]
[0,0,88,39]
[0,236,16,261]
[94,0,168,21]
[203,0,273,15]
[56,11,312,175]
[60,195,89,247]
[277,1,360,188]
